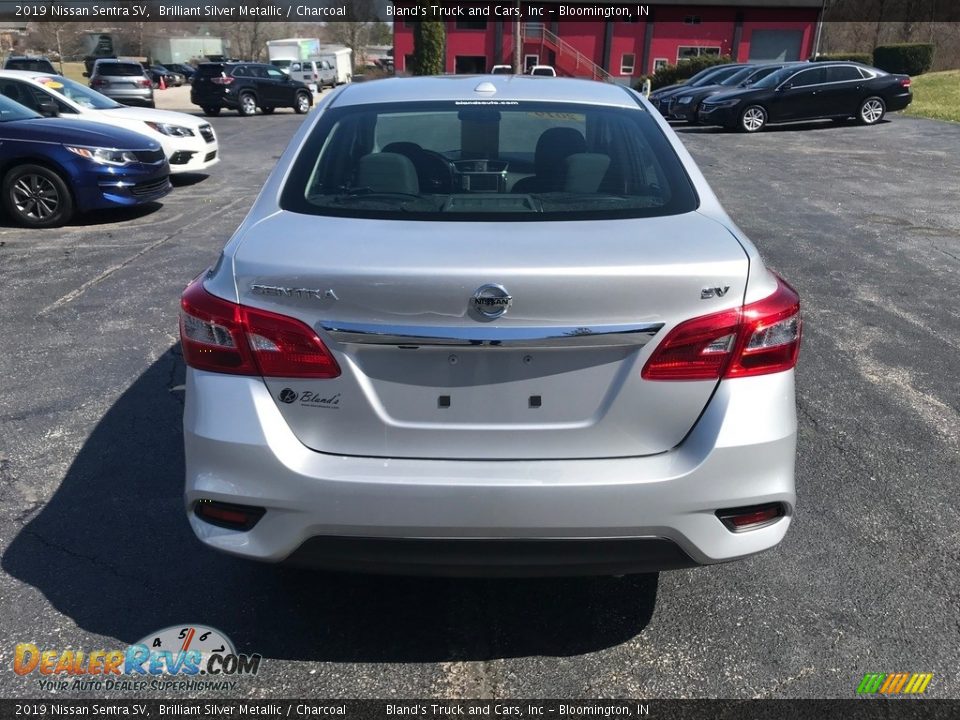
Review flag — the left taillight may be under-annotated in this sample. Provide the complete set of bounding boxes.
[642,275,801,381]
[179,276,340,379]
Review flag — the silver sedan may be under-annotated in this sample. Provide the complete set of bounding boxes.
[180,75,802,576]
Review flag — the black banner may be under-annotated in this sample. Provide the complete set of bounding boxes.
[0,701,959,720]
[0,1,958,23]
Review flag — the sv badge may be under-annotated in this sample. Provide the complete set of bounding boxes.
[701,285,731,299]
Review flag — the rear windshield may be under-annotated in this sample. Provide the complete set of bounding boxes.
[691,66,742,87]
[96,63,144,76]
[197,64,227,77]
[7,59,55,72]
[280,100,699,221]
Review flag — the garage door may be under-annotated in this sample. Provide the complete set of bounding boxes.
[748,30,803,62]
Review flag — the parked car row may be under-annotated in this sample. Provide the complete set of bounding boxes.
[0,69,220,228]
[651,60,912,132]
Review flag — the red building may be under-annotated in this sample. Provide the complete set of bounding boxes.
[393,1,824,82]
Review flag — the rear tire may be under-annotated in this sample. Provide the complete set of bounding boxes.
[202,106,221,117]
[3,164,74,228]
[858,96,886,125]
[739,105,767,133]
[294,92,311,114]
[237,93,257,116]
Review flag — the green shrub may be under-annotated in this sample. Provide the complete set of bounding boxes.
[812,53,872,64]
[638,54,733,91]
[412,20,445,76]
[873,44,935,76]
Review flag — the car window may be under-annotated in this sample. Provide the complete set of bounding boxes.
[281,101,699,221]
[691,66,741,87]
[0,92,41,121]
[197,64,226,77]
[750,67,795,89]
[96,63,144,77]
[32,75,122,110]
[789,68,826,87]
[232,66,250,77]
[7,59,56,73]
[826,66,862,83]
[265,67,286,80]
[0,79,43,112]
[741,66,780,84]
[719,67,756,86]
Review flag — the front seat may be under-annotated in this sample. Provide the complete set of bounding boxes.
[511,127,587,193]
[382,141,452,193]
[355,153,420,195]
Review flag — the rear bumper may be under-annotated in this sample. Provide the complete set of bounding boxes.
[184,369,797,575]
[887,91,912,112]
[192,89,237,109]
[99,88,154,106]
[286,536,697,577]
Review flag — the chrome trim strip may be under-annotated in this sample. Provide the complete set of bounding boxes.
[321,321,664,348]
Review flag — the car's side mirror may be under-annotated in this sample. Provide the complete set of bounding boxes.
[779,82,793,91]
[38,99,59,117]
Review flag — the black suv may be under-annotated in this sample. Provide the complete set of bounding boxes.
[4,55,57,73]
[191,62,313,117]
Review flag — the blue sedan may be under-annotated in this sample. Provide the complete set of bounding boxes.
[0,93,171,227]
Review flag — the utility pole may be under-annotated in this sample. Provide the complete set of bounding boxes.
[513,0,521,73]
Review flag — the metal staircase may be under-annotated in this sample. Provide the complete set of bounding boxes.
[522,25,613,82]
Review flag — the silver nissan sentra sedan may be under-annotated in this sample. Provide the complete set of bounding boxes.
[180,75,801,576]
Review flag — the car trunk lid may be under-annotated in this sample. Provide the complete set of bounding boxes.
[229,211,748,460]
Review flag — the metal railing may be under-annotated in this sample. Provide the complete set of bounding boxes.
[522,26,613,82]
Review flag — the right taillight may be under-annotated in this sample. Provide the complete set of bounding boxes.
[179,275,340,379]
[642,275,801,381]
[210,76,234,85]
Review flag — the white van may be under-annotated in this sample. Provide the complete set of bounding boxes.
[289,59,336,91]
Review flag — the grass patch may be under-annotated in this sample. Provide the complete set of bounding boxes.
[60,62,88,84]
[904,70,960,123]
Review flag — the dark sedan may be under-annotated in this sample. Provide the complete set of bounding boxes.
[652,64,755,118]
[666,62,806,123]
[697,62,912,132]
[648,63,750,112]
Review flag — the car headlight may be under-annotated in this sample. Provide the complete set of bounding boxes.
[677,96,693,105]
[64,146,138,166]
[704,98,742,109]
[145,121,195,137]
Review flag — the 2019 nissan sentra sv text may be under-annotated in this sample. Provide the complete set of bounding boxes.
[180,76,802,576]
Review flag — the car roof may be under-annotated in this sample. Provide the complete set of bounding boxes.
[331,75,638,108]
[0,69,60,79]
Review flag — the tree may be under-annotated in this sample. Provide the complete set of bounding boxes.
[27,21,83,69]
[412,21,445,75]
[325,0,377,68]
[368,22,392,46]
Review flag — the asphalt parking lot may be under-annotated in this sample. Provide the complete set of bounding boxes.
[0,107,957,699]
